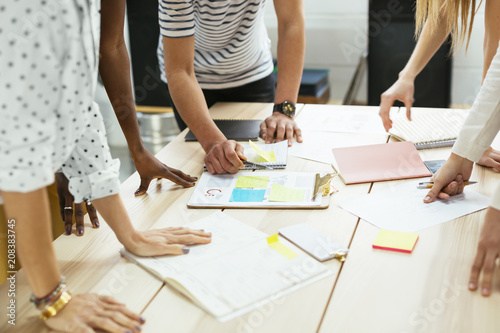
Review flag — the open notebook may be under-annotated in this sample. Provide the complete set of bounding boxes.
[120,212,331,321]
[389,108,469,149]
[204,140,288,171]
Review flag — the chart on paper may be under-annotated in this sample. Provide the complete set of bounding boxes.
[187,171,326,208]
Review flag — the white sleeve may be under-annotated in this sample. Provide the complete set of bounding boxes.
[452,45,500,162]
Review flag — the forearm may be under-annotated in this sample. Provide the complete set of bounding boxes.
[275,12,305,104]
[99,43,144,157]
[91,194,139,251]
[482,0,500,81]
[453,46,500,161]
[399,15,449,80]
[2,189,61,298]
[166,71,226,152]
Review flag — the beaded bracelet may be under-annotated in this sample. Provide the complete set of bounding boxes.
[29,276,67,309]
[39,289,72,320]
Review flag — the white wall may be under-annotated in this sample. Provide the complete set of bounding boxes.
[264,0,485,105]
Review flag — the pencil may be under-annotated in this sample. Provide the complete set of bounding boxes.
[417,181,477,189]
[243,160,273,170]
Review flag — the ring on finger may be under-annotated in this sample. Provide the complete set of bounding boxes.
[64,207,73,210]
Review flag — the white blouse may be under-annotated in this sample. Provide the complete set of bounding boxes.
[453,45,500,210]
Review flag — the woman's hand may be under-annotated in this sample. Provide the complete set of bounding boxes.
[424,153,474,203]
[469,207,500,296]
[478,147,500,172]
[125,227,212,257]
[56,173,100,236]
[45,294,144,333]
[132,148,198,196]
[379,76,415,132]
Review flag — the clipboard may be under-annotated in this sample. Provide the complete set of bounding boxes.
[186,171,334,209]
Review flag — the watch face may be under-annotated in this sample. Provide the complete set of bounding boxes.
[282,101,296,117]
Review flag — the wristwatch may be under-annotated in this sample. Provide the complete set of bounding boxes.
[273,101,296,118]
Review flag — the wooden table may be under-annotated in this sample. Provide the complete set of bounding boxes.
[1,103,499,332]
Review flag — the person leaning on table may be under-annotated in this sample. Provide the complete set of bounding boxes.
[0,0,212,332]
[157,0,305,174]
[414,0,500,297]
[378,0,500,172]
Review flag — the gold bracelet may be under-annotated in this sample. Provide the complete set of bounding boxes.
[39,290,72,320]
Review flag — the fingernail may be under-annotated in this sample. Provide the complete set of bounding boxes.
[94,221,100,228]
[183,247,190,254]
[450,183,456,189]
[469,282,476,289]
[200,229,204,231]
[482,287,489,294]
[126,330,132,333]
[139,316,146,324]
[134,190,140,195]
[424,196,431,201]
[77,228,84,236]
[65,226,71,235]
[136,325,142,331]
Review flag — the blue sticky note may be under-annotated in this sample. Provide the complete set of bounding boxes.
[229,188,266,202]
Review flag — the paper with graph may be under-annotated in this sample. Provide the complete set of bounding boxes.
[187,171,327,208]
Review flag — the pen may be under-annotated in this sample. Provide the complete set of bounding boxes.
[243,160,273,170]
[417,181,477,189]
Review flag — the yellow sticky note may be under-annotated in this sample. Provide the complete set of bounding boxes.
[235,176,269,188]
[249,140,276,162]
[267,234,298,259]
[269,183,304,202]
[372,230,419,253]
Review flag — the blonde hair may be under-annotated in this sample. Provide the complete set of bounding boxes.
[415,0,481,51]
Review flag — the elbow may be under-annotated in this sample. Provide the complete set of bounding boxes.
[100,38,127,59]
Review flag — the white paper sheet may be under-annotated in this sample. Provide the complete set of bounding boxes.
[338,181,489,232]
[120,212,330,321]
[294,105,390,135]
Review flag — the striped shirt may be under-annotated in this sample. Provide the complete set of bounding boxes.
[157,0,274,89]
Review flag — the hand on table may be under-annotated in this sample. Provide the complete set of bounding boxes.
[56,173,99,236]
[469,207,500,296]
[132,148,198,196]
[260,112,303,146]
[478,147,500,172]
[379,77,415,132]
[423,153,474,203]
[46,293,144,333]
[126,227,212,257]
[204,140,246,174]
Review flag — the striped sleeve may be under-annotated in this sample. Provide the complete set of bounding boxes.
[158,0,195,38]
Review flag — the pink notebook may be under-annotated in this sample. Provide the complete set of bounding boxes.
[332,141,431,184]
